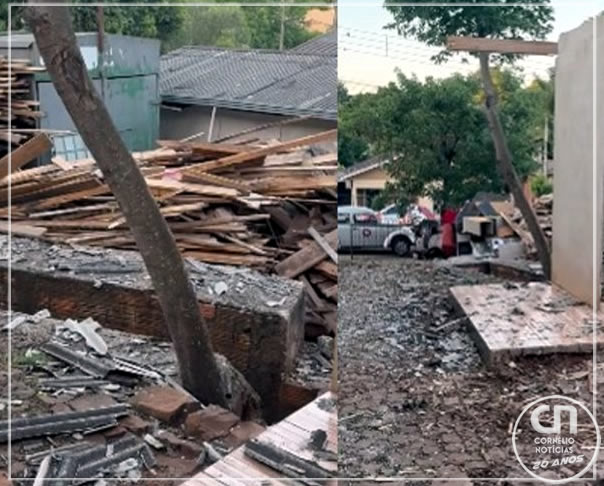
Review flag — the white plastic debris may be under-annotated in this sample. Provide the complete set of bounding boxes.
[3,315,27,331]
[143,434,164,450]
[61,317,108,355]
[214,281,228,296]
[31,309,51,323]
[114,458,139,475]
[33,454,51,486]
[266,297,286,307]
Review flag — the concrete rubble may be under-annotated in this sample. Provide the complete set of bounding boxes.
[338,255,603,481]
[1,308,332,483]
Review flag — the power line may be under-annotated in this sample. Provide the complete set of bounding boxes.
[339,45,476,73]
[339,24,556,69]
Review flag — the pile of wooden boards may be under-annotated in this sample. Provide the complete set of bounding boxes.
[0,129,338,336]
[507,194,553,257]
[0,57,44,154]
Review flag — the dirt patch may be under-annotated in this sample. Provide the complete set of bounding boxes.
[338,255,603,482]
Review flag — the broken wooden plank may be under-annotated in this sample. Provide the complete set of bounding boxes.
[447,36,558,56]
[308,226,337,264]
[183,129,337,175]
[0,133,52,180]
[275,230,337,279]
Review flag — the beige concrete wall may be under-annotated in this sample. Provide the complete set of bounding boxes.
[160,105,335,144]
[551,15,604,307]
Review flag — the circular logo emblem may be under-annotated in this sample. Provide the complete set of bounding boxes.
[362,228,371,237]
[512,395,600,483]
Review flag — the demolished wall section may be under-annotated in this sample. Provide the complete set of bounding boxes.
[0,236,305,418]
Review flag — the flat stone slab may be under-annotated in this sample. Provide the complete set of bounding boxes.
[450,282,604,363]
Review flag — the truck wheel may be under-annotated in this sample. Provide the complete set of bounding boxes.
[391,236,410,257]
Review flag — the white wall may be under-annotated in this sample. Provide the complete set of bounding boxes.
[551,15,604,307]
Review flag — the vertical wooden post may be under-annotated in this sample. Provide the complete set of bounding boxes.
[479,52,551,279]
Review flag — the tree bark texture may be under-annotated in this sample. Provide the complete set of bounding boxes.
[24,5,229,407]
[479,53,552,280]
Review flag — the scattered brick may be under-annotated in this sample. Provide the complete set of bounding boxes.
[0,473,12,486]
[184,405,239,441]
[132,386,199,424]
[157,430,203,458]
[120,414,151,434]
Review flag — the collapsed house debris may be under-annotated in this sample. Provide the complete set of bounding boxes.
[0,56,44,154]
[1,307,334,483]
[182,392,336,486]
[0,130,338,337]
[0,234,330,419]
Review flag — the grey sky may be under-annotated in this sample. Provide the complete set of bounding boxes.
[338,1,600,93]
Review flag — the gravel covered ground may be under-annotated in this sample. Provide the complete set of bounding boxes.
[338,254,604,483]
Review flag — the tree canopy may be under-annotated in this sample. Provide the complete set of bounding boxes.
[385,0,554,62]
[3,1,185,46]
[2,2,332,53]
[338,70,552,208]
[338,83,369,168]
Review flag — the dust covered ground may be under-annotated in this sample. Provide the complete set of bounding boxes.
[338,254,604,483]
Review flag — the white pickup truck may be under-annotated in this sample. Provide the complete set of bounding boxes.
[337,206,417,257]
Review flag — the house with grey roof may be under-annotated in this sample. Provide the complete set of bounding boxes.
[159,30,336,143]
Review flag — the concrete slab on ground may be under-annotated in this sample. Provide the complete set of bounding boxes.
[450,282,604,363]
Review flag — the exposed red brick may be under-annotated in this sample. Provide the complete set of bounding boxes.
[183,405,239,441]
[132,386,199,424]
[0,473,12,486]
[120,414,151,434]
[224,420,265,448]
[200,303,216,320]
[157,430,203,458]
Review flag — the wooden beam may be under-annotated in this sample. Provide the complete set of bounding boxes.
[447,36,558,56]
[308,226,338,264]
[183,129,337,175]
[275,229,337,279]
[0,133,52,180]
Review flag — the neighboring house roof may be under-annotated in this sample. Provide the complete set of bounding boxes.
[291,29,336,56]
[160,42,336,120]
[337,157,388,183]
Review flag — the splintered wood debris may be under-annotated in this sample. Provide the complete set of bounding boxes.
[0,56,45,154]
[1,129,338,336]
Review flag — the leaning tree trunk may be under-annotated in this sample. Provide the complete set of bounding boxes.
[479,53,552,280]
[23,5,229,407]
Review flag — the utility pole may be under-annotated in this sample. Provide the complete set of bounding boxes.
[279,5,286,50]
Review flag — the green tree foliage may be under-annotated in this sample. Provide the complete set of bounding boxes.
[163,6,251,52]
[337,82,369,168]
[385,0,554,62]
[338,70,550,207]
[2,1,184,48]
[530,173,553,196]
[241,5,316,50]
